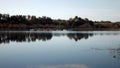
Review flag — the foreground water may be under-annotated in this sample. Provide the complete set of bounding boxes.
[0,31,120,68]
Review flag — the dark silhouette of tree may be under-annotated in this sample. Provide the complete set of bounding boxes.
[0,13,2,23]
[67,16,89,27]
[0,13,119,30]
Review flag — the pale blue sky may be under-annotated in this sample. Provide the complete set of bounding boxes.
[0,0,120,22]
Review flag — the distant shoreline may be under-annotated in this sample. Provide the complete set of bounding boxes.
[0,27,120,31]
[0,13,120,31]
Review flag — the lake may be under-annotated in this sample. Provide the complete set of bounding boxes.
[0,31,120,68]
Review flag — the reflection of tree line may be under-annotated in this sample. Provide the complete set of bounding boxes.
[67,33,93,41]
[0,32,52,44]
[0,32,93,44]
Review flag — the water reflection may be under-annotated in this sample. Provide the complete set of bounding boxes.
[67,33,93,41]
[0,32,52,44]
[0,32,93,44]
[27,64,88,68]
[91,47,120,59]
[0,31,120,68]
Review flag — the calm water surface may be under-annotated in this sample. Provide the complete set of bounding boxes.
[0,31,120,68]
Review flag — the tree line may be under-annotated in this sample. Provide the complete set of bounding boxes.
[0,13,120,30]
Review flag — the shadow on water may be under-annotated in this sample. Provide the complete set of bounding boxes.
[67,33,93,41]
[0,31,120,44]
[0,32,52,44]
[0,31,93,44]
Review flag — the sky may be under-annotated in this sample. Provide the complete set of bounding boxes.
[0,0,120,22]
